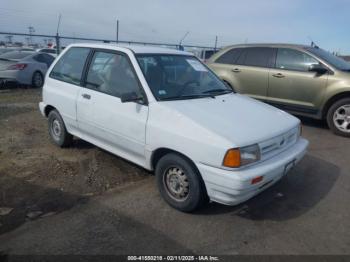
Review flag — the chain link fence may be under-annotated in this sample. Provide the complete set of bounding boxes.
[0,31,218,57]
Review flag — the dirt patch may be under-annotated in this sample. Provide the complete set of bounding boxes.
[0,88,149,234]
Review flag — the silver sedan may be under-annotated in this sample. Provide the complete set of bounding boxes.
[0,51,55,88]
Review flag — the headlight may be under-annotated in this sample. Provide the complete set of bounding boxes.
[223,144,261,168]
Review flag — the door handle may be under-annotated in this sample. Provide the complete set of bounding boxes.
[272,73,285,78]
[231,68,241,73]
[82,93,91,99]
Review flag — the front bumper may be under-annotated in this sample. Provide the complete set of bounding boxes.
[197,138,309,206]
[39,102,47,117]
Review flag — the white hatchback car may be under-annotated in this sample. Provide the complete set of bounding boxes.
[39,43,309,212]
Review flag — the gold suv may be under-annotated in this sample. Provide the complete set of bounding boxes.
[207,44,350,137]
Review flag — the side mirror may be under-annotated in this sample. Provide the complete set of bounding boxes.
[121,92,145,104]
[309,63,328,74]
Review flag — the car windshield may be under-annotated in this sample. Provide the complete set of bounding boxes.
[306,47,350,71]
[136,54,232,101]
[0,51,34,60]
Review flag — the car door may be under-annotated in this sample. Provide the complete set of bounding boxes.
[76,49,149,166]
[45,47,91,131]
[267,48,328,112]
[210,47,274,100]
[232,47,275,100]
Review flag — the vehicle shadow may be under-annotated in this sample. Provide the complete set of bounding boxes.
[71,138,95,149]
[195,154,340,221]
[298,116,328,129]
[0,174,88,235]
[0,177,192,255]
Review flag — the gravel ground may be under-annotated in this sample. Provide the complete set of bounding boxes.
[0,88,149,234]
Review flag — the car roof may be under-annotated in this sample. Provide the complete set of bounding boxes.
[66,43,194,56]
[221,43,310,50]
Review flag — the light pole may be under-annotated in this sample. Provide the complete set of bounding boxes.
[116,19,119,43]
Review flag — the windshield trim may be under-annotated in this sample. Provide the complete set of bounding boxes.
[135,53,233,102]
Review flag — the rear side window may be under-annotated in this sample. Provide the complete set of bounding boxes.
[35,53,54,67]
[215,48,243,64]
[276,48,318,72]
[50,47,90,85]
[237,47,274,68]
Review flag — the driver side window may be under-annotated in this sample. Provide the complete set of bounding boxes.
[276,48,319,72]
[85,51,142,98]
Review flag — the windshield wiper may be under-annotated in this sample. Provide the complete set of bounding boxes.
[202,89,233,95]
[0,58,11,61]
[160,94,215,101]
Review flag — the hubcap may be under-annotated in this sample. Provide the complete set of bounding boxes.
[163,167,189,201]
[333,105,350,133]
[51,119,61,138]
[34,73,43,87]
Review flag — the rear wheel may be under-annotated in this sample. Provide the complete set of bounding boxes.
[32,71,44,88]
[327,98,350,137]
[48,110,73,147]
[155,153,207,212]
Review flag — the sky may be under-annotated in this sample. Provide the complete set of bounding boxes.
[0,0,349,53]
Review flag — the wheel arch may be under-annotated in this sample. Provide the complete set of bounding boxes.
[151,147,209,197]
[322,91,350,118]
[151,147,194,170]
[44,104,56,117]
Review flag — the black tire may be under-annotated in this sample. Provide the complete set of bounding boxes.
[31,71,44,88]
[48,110,73,147]
[326,97,350,137]
[155,153,207,212]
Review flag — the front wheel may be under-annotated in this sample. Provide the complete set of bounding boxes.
[327,98,350,137]
[155,153,207,212]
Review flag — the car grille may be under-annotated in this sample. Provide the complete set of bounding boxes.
[259,126,299,161]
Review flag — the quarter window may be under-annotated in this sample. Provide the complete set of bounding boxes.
[49,47,90,85]
[85,51,141,98]
[276,48,318,72]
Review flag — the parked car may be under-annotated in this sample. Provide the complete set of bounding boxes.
[0,47,34,55]
[39,43,308,212]
[0,48,12,55]
[207,44,350,137]
[36,48,57,57]
[0,51,54,88]
[197,49,218,62]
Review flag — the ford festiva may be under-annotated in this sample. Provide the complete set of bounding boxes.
[39,43,308,212]
[207,44,350,137]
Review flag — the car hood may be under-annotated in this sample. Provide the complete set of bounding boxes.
[158,93,300,147]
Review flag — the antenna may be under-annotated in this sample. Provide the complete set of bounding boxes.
[307,36,319,48]
[179,31,190,46]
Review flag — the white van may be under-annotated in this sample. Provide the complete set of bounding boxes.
[39,43,308,212]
